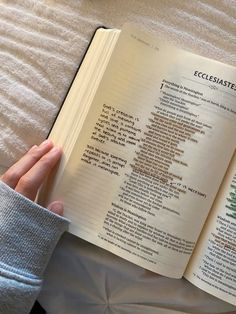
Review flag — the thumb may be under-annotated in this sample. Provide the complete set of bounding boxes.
[47,201,64,216]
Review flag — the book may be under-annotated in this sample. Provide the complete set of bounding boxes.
[39,23,236,306]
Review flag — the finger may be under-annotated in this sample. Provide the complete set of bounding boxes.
[47,201,64,216]
[1,140,53,189]
[15,146,62,201]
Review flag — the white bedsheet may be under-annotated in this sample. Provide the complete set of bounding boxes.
[0,1,235,313]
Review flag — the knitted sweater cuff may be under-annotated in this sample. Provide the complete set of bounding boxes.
[0,181,70,278]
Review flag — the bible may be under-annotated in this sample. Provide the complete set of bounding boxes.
[39,24,236,306]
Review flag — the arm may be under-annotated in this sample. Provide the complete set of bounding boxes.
[0,140,70,314]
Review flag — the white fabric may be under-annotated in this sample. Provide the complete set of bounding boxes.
[0,1,235,313]
[39,234,236,314]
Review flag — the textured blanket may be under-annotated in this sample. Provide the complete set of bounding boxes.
[0,0,235,171]
[0,1,235,313]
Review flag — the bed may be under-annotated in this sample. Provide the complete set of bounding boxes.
[0,1,235,313]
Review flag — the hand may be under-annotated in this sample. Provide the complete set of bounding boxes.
[0,140,64,216]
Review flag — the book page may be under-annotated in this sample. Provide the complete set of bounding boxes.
[39,28,120,205]
[48,28,120,153]
[49,24,236,278]
[185,153,236,306]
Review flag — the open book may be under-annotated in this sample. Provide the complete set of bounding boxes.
[39,24,236,306]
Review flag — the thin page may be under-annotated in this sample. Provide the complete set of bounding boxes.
[39,29,120,205]
[49,24,236,278]
[185,153,236,306]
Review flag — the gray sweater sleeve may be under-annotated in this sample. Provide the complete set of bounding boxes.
[0,181,70,314]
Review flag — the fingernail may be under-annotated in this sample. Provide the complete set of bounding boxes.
[47,201,64,216]
[50,146,62,155]
[40,139,52,147]
[29,145,38,151]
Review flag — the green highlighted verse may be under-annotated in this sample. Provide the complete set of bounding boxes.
[226,179,236,220]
